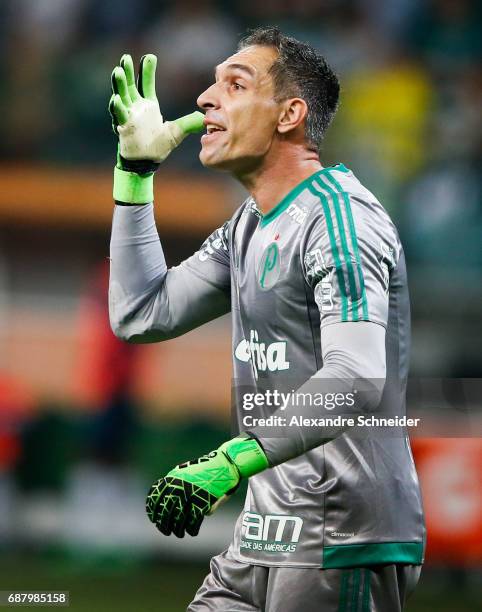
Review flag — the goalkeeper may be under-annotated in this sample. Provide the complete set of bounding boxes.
[108,28,425,612]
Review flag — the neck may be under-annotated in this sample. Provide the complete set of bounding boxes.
[236,144,322,216]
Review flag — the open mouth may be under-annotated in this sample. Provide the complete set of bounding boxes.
[206,124,226,135]
[201,124,227,144]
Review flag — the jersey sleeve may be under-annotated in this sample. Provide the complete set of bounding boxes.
[109,203,232,343]
[182,221,231,288]
[301,182,401,329]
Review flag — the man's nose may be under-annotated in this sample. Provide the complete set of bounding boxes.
[197,82,219,111]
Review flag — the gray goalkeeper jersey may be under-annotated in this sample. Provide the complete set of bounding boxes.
[109,164,425,569]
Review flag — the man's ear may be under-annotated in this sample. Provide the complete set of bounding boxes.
[277,98,308,135]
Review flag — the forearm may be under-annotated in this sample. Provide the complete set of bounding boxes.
[109,202,231,343]
[248,322,387,466]
[109,202,166,341]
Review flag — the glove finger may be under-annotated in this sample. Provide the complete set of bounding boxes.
[165,477,192,535]
[138,54,157,101]
[171,500,191,539]
[145,477,169,523]
[120,54,140,102]
[108,94,118,134]
[112,66,132,108]
[171,481,203,538]
[155,494,177,536]
[184,488,210,537]
[112,94,129,126]
[173,111,205,136]
[149,481,177,535]
[185,511,205,537]
[148,477,187,536]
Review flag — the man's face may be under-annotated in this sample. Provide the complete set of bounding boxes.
[197,45,282,173]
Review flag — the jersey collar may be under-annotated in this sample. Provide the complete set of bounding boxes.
[258,164,349,228]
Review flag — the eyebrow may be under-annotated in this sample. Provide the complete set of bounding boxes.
[215,62,256,79]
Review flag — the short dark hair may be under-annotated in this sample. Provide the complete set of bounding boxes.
[239,27,340,154]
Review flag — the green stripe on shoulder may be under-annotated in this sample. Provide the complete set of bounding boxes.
[315,176,360,322]
[323,171,369,321]
[308,183,349,321]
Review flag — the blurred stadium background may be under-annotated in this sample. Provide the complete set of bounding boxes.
[0,0,480,610]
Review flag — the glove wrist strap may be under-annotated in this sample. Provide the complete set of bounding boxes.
[222,436,269,478]
[113,166,154,204]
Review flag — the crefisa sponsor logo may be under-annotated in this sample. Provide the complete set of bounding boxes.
[235,330,290,379]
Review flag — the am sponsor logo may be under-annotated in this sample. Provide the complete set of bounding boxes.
[240,512,303,554]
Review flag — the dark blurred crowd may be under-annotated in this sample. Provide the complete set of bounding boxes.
[0,0,481,268]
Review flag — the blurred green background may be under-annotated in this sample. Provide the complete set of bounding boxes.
[0,0,480,610]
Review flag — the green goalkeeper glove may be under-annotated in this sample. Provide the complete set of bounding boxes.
[146,435,269,538]
[108,53,204,204]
